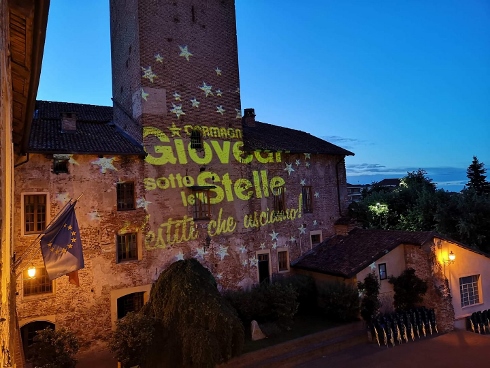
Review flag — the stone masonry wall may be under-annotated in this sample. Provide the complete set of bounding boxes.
[404,243,455,333]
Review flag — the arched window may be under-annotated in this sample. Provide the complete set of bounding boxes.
[21,321,55,352]
[117,292,145,319]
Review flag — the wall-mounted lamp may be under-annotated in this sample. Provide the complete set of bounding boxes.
[27,265,37,278]
[448,251,456,263]
[444,251,456,265]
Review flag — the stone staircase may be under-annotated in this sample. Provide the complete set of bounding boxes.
[220,321,366,368]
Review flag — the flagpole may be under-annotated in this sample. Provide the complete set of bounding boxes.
[14,194,83,276]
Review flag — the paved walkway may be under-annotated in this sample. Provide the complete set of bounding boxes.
[297,330,490,368]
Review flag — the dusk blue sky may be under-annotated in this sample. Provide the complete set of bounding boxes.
[36,1,490,191]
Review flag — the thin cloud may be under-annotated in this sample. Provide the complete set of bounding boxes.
[322,136,371,150]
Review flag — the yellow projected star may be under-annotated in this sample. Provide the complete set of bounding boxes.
[179,45,193,61]
[141,66,157,83]
[154,53,163,63]
[190,98,200,108]
[199,82,213,97]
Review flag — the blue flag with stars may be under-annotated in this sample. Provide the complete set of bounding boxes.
[40,201,84,281]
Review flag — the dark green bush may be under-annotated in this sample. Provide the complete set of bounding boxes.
[358,272,381,323]
[275,274,317,315]
[261,281,299,327]
[27,327,79,368]
[109,312,156,368]
[389,268,428,311]
[224,279,299,327]
[317,281,360,322]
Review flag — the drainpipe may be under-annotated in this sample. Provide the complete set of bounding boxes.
[335,157,344,217]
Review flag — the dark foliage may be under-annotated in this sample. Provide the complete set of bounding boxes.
[109,312,156,368]
[224,279,299,328]
[316,281,360,322]
[275,274,318,315]
[27,327,79,368]
[138,259,244,368]
[358,272,381,323]
[349,168,490,253]
[466,156,490,195]
[389,268,428,311]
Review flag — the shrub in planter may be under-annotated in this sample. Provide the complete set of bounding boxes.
[27,327,79,368]
[317,281,360,322]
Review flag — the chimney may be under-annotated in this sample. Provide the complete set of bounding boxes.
[61,112,77,132]
[243,108,256,127]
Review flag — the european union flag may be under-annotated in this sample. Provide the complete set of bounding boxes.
[40,201,84,281]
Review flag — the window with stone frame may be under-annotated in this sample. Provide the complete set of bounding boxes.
[23,267,53,296]
[190,129,203,149]
[278,250,289,272]
[117,181,135,210]
[273,187,286,213]
[117,233,138,263]
[460,275,481,307]
[192,189,211,220]
[302,185,313,213]
[117,292,145,319]
[24,194,47,234]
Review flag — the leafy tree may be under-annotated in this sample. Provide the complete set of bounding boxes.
[389,268,427,311]
[142,259,244,368]
[358,272,381,323]
[109,312,156,368]
[349,168,490,253]
[466,156,490,195]
[27,327,79,368]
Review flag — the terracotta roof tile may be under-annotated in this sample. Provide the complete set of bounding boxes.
[292,228,435,278]
[29,101,144,155]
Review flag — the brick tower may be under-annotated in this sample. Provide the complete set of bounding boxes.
[110,0,242,143]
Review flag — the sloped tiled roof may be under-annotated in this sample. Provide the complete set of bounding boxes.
[292,228,436,278]
[242,121,354,156]
[29,101,145,155]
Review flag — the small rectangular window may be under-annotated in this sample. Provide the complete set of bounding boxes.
[310,230,322,247]
[460,275,480,307]
[117,182,135,211]
[24,194,47,234]
[193,190,211,220]
[273,187,286,213]
[190,130,203,149]
[23,267,53,296]
[53,159,69,174]
[379,263,387,280]
[278,250,289,272]
[117,233,138,262]
[302,186,313,213]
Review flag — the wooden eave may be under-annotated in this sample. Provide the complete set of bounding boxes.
[9,0,49,154]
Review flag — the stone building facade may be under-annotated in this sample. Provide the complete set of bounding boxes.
[1,1,48,366]
[14,0,353,356]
